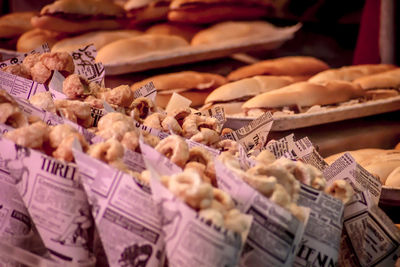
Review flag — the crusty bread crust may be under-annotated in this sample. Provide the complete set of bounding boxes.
[201,102,244,115]
[96,34,189,65]
[242,80,365,110]
[228,56,329,81]
[0,12,37,38]
[31,15,124,34]
[309,64,396,83]
[146,23,202,42]
[51,30,142,52]
[125,0,170,24]
[205,75,294,104]
[131,71,226,92]
[385,166,400,187]
[41,0,125,16]
[170,0,274,9]
[168,4,271,24]
[191,21,276,46]
[353,68,400,90]
[16,28,62,52]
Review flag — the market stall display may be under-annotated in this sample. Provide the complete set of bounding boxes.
[0,0,399,266]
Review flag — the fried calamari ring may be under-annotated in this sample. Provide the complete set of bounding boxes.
[96,112,135,141]
[217,139,239,154]
[53,132,88,162]
[130,97,155,123]
[100,121,135,141]
[0,103,28,128]
[167,107,191,126]
[29,91,56,113]
[190,127,220,145]
[97,112,133,130]
[325,180,354,204]
[141,132,160,148]
[30,61,52,83]
[187,147,216,185]
[4,121,49,150]
[40,52,74,74]
[142,112,166,131]
[121,131,139,151]
[48,124,77,148]
[248,162,300,202]
[55,99,93,127]
[62,74,89,99]
[105,85,134,108]
[84,95,104,109]
[184,161,207,181]
[88,139,124,163]
[154,135,189,168]
[224,209,251,235]
[22,53,41,71]
[167,169,213,210]
[269,184,292,210]
[242,172,277,197]
[210,188,234,214]
[49,124,88,162]
[274,158,326,191]
[254,150,276,166]
[161,116,182,135]
[182,114,219,138]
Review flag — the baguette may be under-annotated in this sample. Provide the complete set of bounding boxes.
[204,75,294,115]
[191,21,277,46]
[200,102,244,115]
[309,64,396,83]
[0,12,37,38]
[145,22,202,42]
[51,30,142,52]
[168,0,274,24]
[353,68,400,90]
[96,34,189,65]
[242,81,365,114]
[31,0,125,34]
[131,71,227,108]
[228,56,329,81]
[17,28,63,52]
[125,0,171,24]
[385,166,400,187]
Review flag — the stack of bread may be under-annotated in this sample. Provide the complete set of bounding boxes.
[0,0,286,57]
[202,59,399,115]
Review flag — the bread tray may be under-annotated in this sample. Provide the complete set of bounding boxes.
[225,95,400,131]
[104,24,301,75]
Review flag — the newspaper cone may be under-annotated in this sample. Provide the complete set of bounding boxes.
[72,147,165,267]
[214,158,306,266]
[0,136,92,263]
[145,159,250,267]
[222,112,274,156]
[324,153,400,266]
[0,160,47,266]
